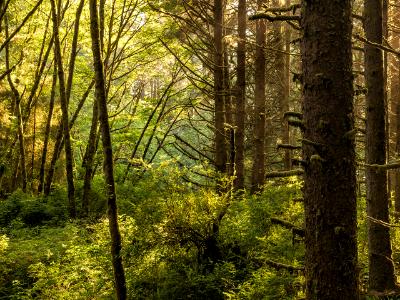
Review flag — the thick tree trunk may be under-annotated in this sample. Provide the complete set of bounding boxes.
[391,0,400,214]
[214,0,227,181]
[234,0,246,191]
[251,0,266,193]
[364,0,397,292]
[396,51,400,214]
[88,0,127,298]
[383,0,391,201]
[301,1,359,299]
[50,0,76,218]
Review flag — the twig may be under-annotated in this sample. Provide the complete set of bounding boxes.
[265,169,304,178]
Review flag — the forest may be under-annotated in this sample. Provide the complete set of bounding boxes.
[1,0,400,299]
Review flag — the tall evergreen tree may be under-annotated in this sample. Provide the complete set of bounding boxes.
[214,0,228,183]
[251,0,267,193]
[234,0,246,190]
[364,0,397,292]
[301,0,358,298]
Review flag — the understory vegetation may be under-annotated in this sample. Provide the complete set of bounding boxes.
[1,165,399,299]
[0,166,308,299]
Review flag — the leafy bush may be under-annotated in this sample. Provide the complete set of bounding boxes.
[0,189,24,227]
[0,188,69,230]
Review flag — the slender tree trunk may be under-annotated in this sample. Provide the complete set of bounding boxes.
[251,0,266,193]
[272,0,290,170]
[364,0,396,291]
[282,0,291,169]
[301,0,358,298]
[223,44,234,178]
[50,0,76,218]
[234,0,246,191]
[44,80,93,195]
[65,0,85,102]
[89,0,127,298]
[44,125,63,196]
[82,100,99,216]
[30,103,37,187]
[214,0,227,182]
[38,64,57,194]
[44,0,84,196]
[5,14,27,192]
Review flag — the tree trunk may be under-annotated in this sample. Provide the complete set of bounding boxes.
[301,1,359,298]
[50,0,76,218]
[364,0,397,292]
[383,0,391,202]
[38,64,57,194]
[44,0,84,197]
[391,0,400,215]
[214,0,227,182]
[251,0,266,193]
[5,15,27,193]
[281,0,291,170]
[82,99,99,216]
[234,0,246,191]
[224,43,234,178]
[88,0,127,298]
[43,80,93,195]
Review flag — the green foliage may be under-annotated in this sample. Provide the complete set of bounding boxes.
[0,188,68,230]
[0,173,307,299]
[0,189,24,227]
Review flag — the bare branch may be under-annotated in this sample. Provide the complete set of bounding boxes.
[265,169,304,178]
[249,13,300,22]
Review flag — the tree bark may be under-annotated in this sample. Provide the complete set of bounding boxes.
[301,0,359,298]
[82,99,99,216]
[251,0,266,193]
[224,41,234,179]
[5,14,27,193]
[44,0,85,197]
[390,0,400,215]
[43,80,93,196]
[50,0,76,218]
[214,0,227,182]
[364,0,397,292]
[281,0,291,170]
[234,0,246,191]
[38,64,57,194]
[88,0,127,298]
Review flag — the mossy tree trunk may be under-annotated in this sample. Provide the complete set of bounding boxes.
[88,0,127,298]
